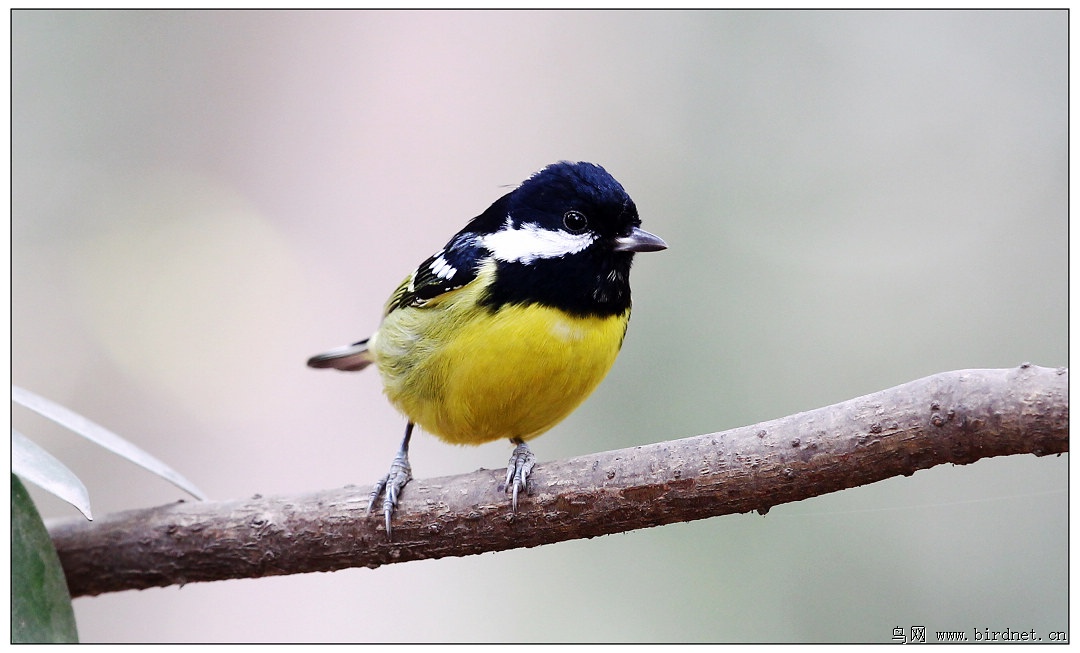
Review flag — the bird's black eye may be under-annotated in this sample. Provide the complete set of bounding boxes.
[562,210,588,233]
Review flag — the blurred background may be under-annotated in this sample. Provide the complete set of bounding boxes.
[12,10,1067,643]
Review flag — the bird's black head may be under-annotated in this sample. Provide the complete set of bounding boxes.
[509,161,639,240]
[471,161,667,317]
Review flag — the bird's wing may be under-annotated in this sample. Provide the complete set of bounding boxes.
[384,230,487,315]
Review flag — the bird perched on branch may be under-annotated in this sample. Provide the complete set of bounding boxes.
[308,161,666,537]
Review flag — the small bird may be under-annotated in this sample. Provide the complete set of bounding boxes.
[308,161,666,536]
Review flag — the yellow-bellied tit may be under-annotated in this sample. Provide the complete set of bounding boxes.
[308,161,666,536]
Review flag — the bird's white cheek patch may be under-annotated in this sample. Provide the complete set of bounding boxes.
[480,218,595,264]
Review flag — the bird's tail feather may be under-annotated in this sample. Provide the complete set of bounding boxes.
[307,339,374,372]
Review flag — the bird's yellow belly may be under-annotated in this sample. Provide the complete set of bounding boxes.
[372,303,628,445]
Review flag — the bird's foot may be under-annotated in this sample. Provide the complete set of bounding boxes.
[504,439,536,511]
[367,450,412,539]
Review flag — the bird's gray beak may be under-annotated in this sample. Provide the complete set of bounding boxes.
[613,226,668,253]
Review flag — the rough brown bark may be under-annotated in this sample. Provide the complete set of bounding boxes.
[50,365,1068,597]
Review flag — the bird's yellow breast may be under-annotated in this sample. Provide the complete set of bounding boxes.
[370,285,629,446]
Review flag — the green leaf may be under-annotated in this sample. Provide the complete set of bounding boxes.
[11,474,79,643]
[12,430,93,520]
[12,386,206,500]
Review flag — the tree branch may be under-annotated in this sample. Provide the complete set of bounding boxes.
[50,365,1068,597]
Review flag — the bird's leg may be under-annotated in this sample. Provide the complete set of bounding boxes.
[367,422,414,539]
[504,437,536,511]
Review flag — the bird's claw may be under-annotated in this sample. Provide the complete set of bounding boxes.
[368,451,412,539]
[504,441,536,512]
